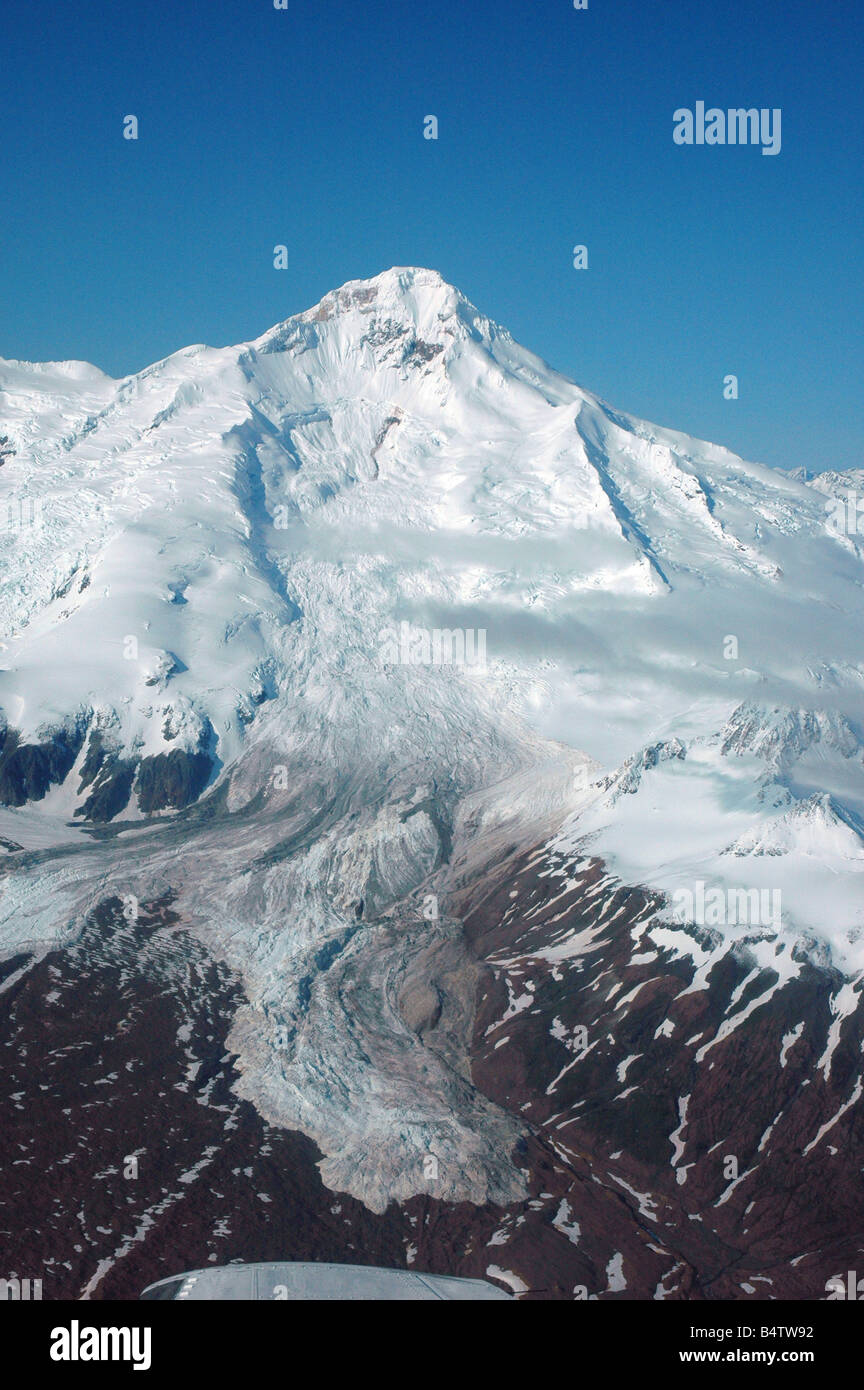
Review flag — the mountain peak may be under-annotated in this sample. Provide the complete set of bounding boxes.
[253,266,477,354]
[314,265,462,311]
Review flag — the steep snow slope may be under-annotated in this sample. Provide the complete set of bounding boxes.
[1,267,863,1217]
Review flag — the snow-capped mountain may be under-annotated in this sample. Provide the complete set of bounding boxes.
[1,268,862,1298]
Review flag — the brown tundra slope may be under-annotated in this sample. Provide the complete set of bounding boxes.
[1,831,861,1302]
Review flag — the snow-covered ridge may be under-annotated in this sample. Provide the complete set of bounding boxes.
[1,265,863,957]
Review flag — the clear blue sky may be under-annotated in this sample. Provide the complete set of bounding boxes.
[1,0,861,474]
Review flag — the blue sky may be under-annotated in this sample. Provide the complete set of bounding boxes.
[1,0,861,474]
